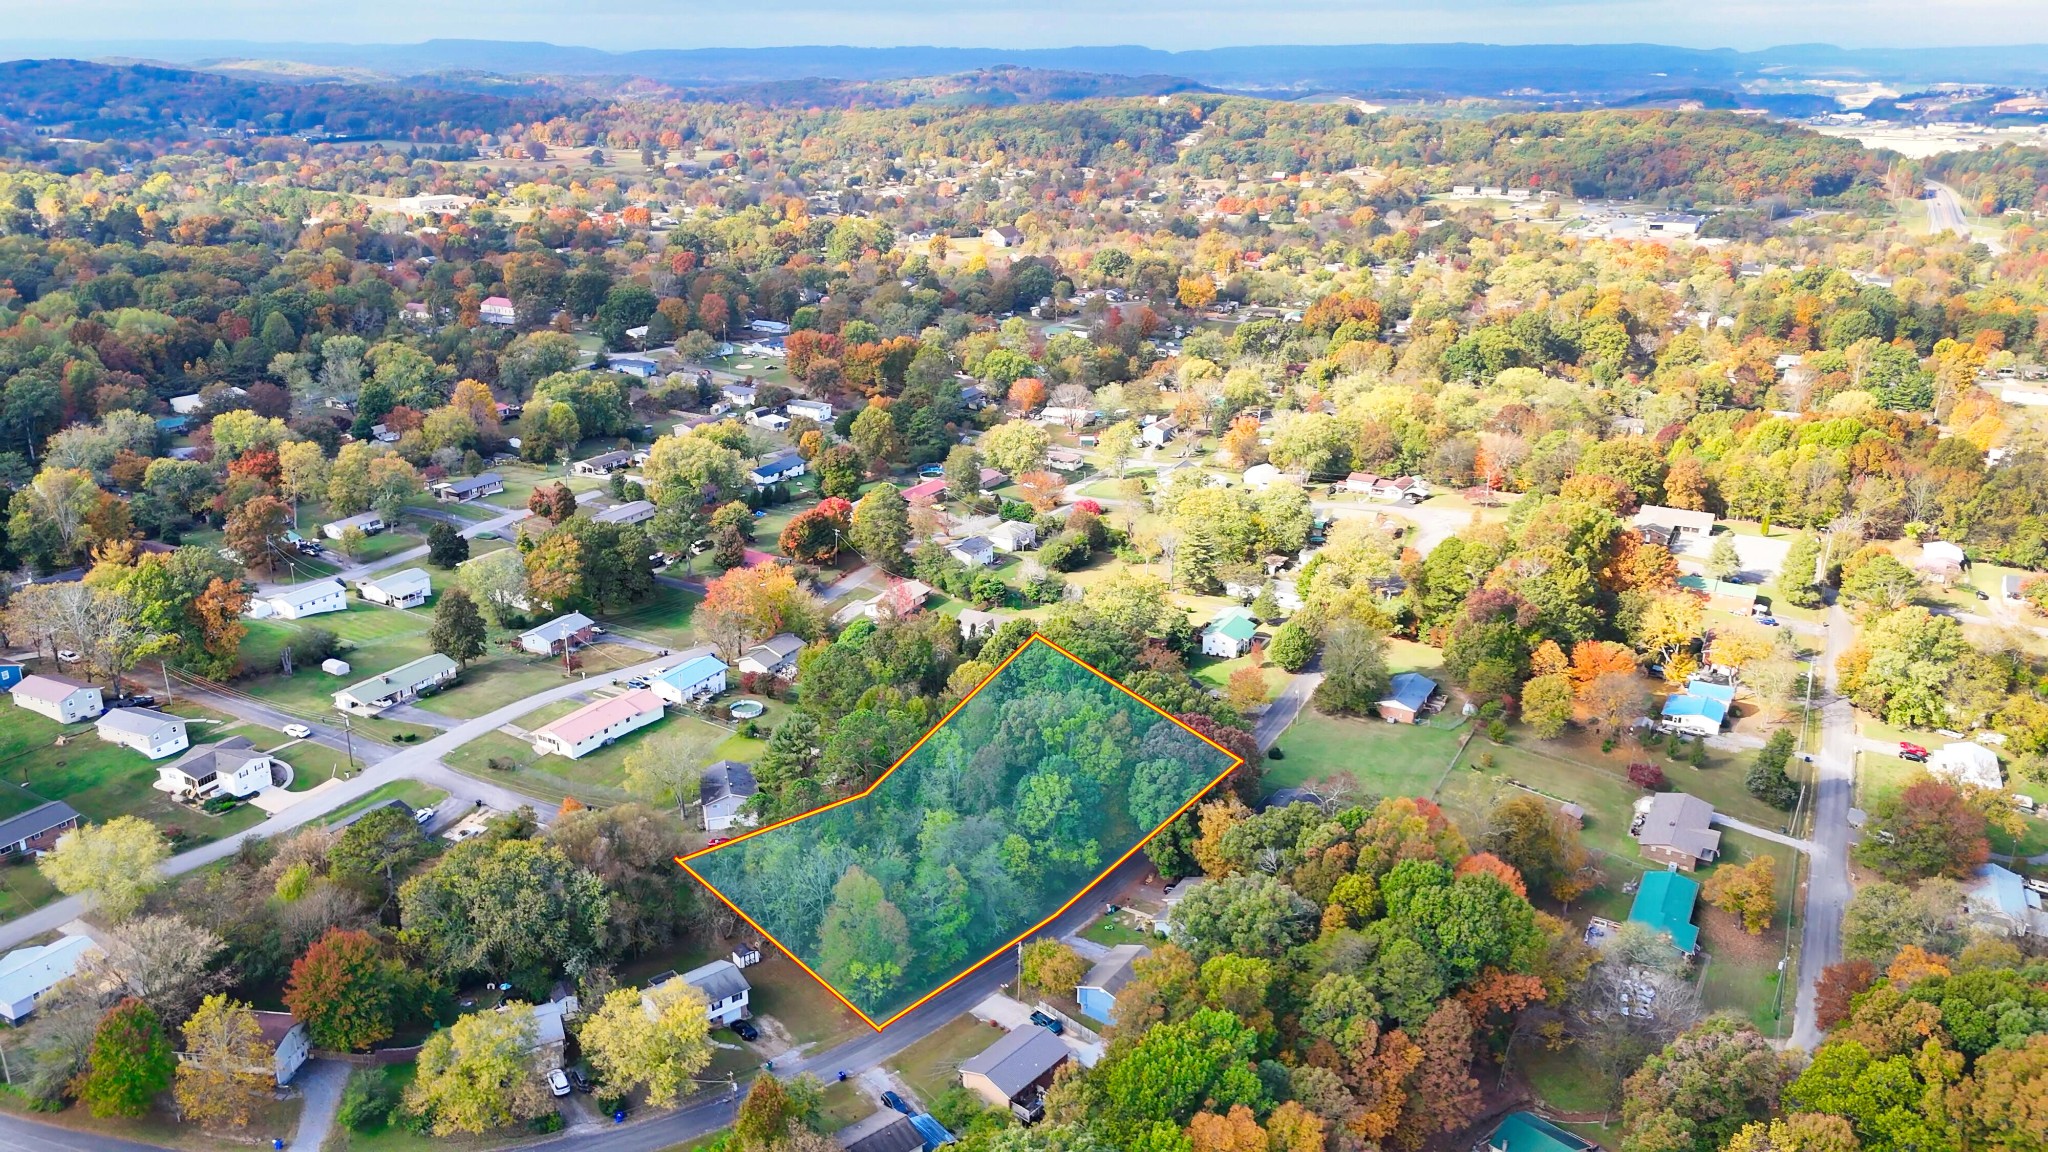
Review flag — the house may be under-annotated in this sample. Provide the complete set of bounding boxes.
[1928,741,2003,790]
[10,674,104,724]
[250,1011,311,1085]
[321,512,385,541]
[1201,608,1259,659]
[651,654,730,704]
[1076,944,1149,1024]
[333,654,460,716]
[263,579,348,620]
[573,450,634,477]
[949,536,997,568]
[1241,463,1289,491]
[357,568,433,609]
[988,521,1038,552]
[1483,1112,1600,1152]
[1660,678,1735,737]
[434,472,504,502]
[608,354,662,379]
[836,1109,926,1152]
[1921,541,1968,570]
[1046,447,1086,472]
[787,398,834,423]
[959,1025,1070,1119]
[701,760,759,832]
[861,580,932,620]
[1966,862,2048,937]
[0,936,97,1024]
[983,225,1023,248]
[1159,877,1209,938]
[959,384,989,410]
[479,296,516,325]
[1634,505,1717,548]
[979,467,1009,494]
[1628,869,1702,956]
[1139,418,1178,449]
[737,634,804,679]
[519,612,597,656]
[94,708,189,760]
[532,689,667,759]
[594,499,656,526]
[528,995,582,1054]
[167,393,204,416]
[721,382,758,407]
[749,453,806,488]
[0,801,80,856]
[745,408,791,432]
[156,736,277,800]
[959,609,1010,641]
[1039,405,1097,428]
[677,960,751,1026]
[1631,792,1722,871]
[1376,673,1438,724]
[370,423,401,444]
[901,478,948,503]
[1677,575,1756,615]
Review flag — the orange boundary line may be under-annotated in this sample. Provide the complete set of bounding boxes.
[674,633,1245,1031]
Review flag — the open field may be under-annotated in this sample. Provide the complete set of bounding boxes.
[599,585,704,649]
[890,1013,1003,1104]
[1263,712,1469,800]
[412,642,646,719]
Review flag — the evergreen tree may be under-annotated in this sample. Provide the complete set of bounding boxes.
[430,587,488,668]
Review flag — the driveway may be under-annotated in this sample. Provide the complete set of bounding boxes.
[287,1059,350,1152]
[1709,813,1812,853]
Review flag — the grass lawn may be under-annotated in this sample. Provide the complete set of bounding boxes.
[890,1013,1004,1104]
[1992,812,2048,859]
[443,703,736,807]
[324,1064,513,1152]
[1694,830,1799,1033]
[321,780,449,827]
[1513,1041,1621,1114]
[0,860,59,922]
[1189,653,1287,700]
[1078,912,1157,947]
[1262,711,1470,801]
[412,643,646,720]
[238,604,442,742]
[599,585,704,649]
[476,463,606,514]
[0,1086,301,1152]
[816,1080,875,1130]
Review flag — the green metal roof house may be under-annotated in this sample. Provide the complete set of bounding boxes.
[1628,869,1702,955]
[1485,1112,1599,1152]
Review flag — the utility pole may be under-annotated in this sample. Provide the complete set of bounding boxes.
[342,716,357,772]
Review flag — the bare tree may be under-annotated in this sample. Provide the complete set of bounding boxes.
[80,913,232,1027]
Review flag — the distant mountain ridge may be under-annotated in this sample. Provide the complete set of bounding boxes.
[6,39,2048,96]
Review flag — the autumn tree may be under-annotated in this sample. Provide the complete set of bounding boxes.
[779,497,853,565]
[1482,795,1598,902]
[80,999,174,1118]
[528,481,578,523]
[174,995,275,1129]
[1702,855,1778,934]
[1016,469,1065,512]
[1403,1000,1482,1144]
[1621,1017,1788,1152]
[222,495,291,575]
[1523,673,1575,738]
[40,815,168,921]
[697,563,825,661]
[1856,778,1990,880]
[1020,939,1091,998]
[284,928,412,1052]
[576,980,713,1107]
[1813,960,1875,1031]
[404,1006,553,1134]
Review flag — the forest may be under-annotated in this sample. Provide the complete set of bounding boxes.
[686,636,1239,1022]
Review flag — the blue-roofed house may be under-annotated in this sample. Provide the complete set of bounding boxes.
[0,663,20,692]
[1967,862,2047,938]
[1660,677,1734,737]
[1377,672,1439,724]
[1629,869,1701,956]
[1483,1112,1598,1152]
[651,653,729,705]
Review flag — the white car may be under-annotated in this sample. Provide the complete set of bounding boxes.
[547,1068,571,1097]
[281,724,312,739]
[56,650,80,662]
[413,807,437,826]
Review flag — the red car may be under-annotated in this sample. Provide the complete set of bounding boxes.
[1899,742,1930,762]
[706,837,731,847]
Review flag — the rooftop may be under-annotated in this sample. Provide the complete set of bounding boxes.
[95,707,183,736]
[701,759,757,805]
[268,580,346,608]
[0,800,80,848]
[340,653,458,702]
[533,689,664,747]
[1628,869,1701,954]
[11,673,97,703]
[959,1024,1070,1098]
[1635,792,1721,861]
[1380,672,1437,712]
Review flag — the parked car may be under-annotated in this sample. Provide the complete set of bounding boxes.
[882,1090,910,1114]
[730,1018,760,1042]
[707,837,731,847]
[413,807,436,825]
[1899,742,1930,762]
[1755,615,1779,627]
[626,676,650,689]
[548,1068,571,1097]
[282,724,312,739]
[569,1068,594,1093]
[56,650,79,662]
[1029,1010,1064,1035]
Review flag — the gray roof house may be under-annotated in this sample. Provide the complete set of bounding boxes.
[94,707,190,759]
[737,633,805,678]
[594,499,656,526]
[1077,944,1149,1024]
[701,760,759,832]
[678,959,752,1026]
[836,1110,925,1152]
[0,801,81,856]
[333,654,459,716]
[1632,792,1722,871]
[519,612,597,655]
[959,1025,1070,1117]
[949,536,997,567]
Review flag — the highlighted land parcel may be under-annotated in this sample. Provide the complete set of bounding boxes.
[679,635,1243,1028]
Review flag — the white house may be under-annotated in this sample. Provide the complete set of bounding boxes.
[1633,505,1716,550]
[748,452,807,488]
[652,654,729,704]
[0,936,97,1024]
[594,499,656,526]
[1928,742,2004,791]
[700,760,758,832]
[532,689,666,759]
[988,521,1038,552]
[156,737,277,800]
[94,708,189,760]
[1242,463,1293,491]
[263,580,348,620]
[983,225,1023,248]
[1201,609,1259,659]
[10,674,104,724]
[959,609,1009,641]
[321,512,385,540]
[520,612,597,656]
[573,450,634,477]
[721,382,758,407]
[357,568,432,609]
[1140,418,1179,448]
[333,654,460,716]
[737,634,804,679]
[676,960,751,1026]
[479,295,516,326]
[949,536,997,568]
[251,1011,311,1086]
[787,398,833,423]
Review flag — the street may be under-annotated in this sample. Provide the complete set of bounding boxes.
[1789,600,1856,1051]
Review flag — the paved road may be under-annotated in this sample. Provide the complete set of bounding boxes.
[1790,600,1856,1051]
[0,652,675,953]
[0,1116,171,1152]
[1255,661,1323,751]
[258,490,600,595]
[1926,181,1971,239]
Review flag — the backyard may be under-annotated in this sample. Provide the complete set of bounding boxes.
[442,696,744,807]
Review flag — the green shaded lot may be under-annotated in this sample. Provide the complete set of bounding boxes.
[442,697,736,807]
[597,585,703,649]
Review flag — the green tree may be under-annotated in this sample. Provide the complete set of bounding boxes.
[849,485,912,573]
[1840,551,1922,615]
[327,807,431,909]
[80,999,174,1118]
[816,867,912,1008]
[849,405,905,469]
[426,522,470,568]
[39,816,167,921]
[980,419,1051,475]
[1845,607,1969,727]
[1168,873,1314,962]
[404,1006,553,1135]
[429,587,488,668]
[398,837,610,994]
[1778,533,1825,608]
[1019,939,1091,998]
[1097,1008,1266,1140]
[1266,619,1317,672]
[1746,728,1800,809]
[1522,673,1575,738]
[576,981,713,1107]
[1707,535,1743,580]
[1311,619,1390,715]
[944,445,984,503]
[1621,1018,1789,1152]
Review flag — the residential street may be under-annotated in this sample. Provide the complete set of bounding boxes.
[256,488,599,595]
[1790,600,1857,1051]
[1254,660,1322,750]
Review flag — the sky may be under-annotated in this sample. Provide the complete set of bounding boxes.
[0,0,2045,52]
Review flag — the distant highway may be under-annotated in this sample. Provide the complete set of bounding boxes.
[1925,182,1970,238]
